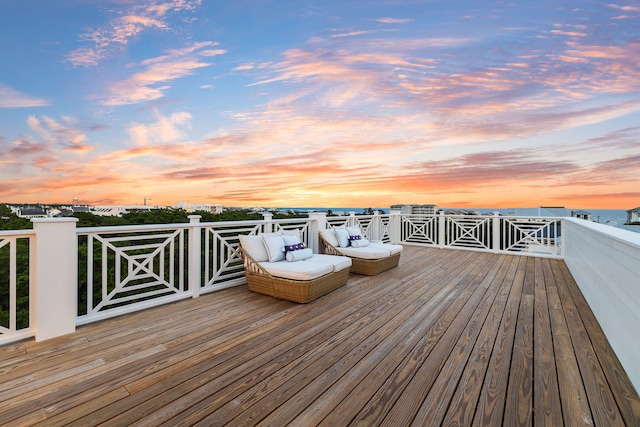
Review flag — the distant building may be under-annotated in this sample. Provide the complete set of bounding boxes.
[175,202,225,214]
[92,205,161,217]
[17,207,47,219]
[626,207,640,224]
[571,210,592,221]
[390,204,438,215]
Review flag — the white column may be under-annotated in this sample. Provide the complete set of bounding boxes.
[262,212,273,233]
[308,212,327,253]
[389,211,401,244]
[31,218,78,341]
[188,215,201,298]
[492,212,501,253]
[438,212,446,247]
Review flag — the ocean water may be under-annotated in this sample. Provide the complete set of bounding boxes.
[282,207,639,234]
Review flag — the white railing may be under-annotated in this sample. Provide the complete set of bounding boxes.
[77,215,316,325]
[400,213,563,257]
[0,230,35,345]
[0,211,589,346]
[76,223,193,325]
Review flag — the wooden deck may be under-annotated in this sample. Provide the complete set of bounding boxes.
[1,246,639,426]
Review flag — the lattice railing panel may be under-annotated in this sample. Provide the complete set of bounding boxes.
[400,215,438,245]
[79,228,189,317]
[445,217,492,250]
[203,223,262,291]
[0,233,33,343]
[326,215,391,242]
[502,218,561,256]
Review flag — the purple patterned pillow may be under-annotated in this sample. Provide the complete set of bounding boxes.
[284,243,304,252]
[348,235,362,241]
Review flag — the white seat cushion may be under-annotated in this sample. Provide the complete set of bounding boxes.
[259,260,333,281]
[309,254,352,272]
[336,246,391,259]
[369,243,403,255]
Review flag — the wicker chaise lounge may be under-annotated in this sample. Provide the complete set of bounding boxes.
[319,228,402,276]
[238,233,351,303]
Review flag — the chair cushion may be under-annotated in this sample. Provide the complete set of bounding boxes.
[259,260,333,281]
[336,246,392,259]
[369,243,403,255]
[309,254,352,272]
[350,237,370,247]
[320,229,340,248]
[346,226,362,237]
[262,234,286,262]
[286,248,313,262]
[239,235,269,262]
[282,228,303,241]
[334,227,350,247]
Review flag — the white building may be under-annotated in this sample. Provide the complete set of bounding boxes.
[92,205,161,217]
[627,207,640,224]
[390,204,438,215]
[175,202,225,214]
[17,207,47,219]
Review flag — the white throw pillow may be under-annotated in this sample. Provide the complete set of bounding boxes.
[350,238,370,247]
[346,226,362,237]
[282,234,302,246]
[320,229,340,248]
[286,248,313,262]
[334,226,350,248]
[238,235,269,262]
[262,234,286,262]
[282,228,303,241]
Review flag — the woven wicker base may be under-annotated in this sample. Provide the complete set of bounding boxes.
[349,252,401,275]
[245,267,350,303]
[319,235,401,276]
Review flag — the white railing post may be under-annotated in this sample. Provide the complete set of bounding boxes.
[438,212,446,247]
[492,212,501,253]
[31,218,78,341]
[389,211,401,243]
[371,211,379,241]
[188,215,201,298]
[560,218,566,258]
[308,212,327,253]
[348,212,357,228]
[262,212,273,233]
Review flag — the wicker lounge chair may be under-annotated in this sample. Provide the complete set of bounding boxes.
[238,234,351,303]
[319,229,402,276]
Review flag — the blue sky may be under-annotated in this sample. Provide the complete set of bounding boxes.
[1,0,639,208]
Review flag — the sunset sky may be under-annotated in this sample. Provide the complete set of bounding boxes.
[1,0,639,209]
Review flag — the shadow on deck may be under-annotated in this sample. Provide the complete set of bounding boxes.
[1,246,639,426]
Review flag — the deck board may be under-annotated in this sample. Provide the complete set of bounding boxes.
[1,246,639,426]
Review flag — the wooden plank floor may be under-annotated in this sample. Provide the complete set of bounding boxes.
[1,246,639,426]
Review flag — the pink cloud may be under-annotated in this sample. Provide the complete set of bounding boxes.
[0,84,50,108]
[67,0,203,67]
